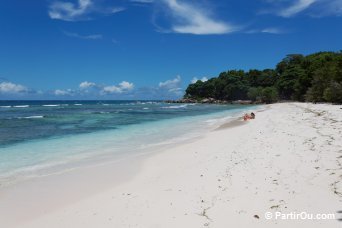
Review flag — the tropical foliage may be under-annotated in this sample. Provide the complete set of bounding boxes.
[185,51,342,104]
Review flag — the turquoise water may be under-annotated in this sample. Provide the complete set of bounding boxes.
[0,100,255,186]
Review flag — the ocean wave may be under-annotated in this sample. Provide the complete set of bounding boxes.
[143,107,149,110]
[18,115,44,119]
[162,104,188,109]
[93,111,110,114]
[74,104,83,106]
[43,104,60,107]
[0,106,11,108]
[13,105,29,108]
[204,116,235,127]
[120,103,137,106]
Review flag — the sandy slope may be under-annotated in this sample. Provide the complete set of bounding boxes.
[2,103,342,228]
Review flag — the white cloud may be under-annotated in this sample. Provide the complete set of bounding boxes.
[246,27,286,34]
[49,0,125,21]
[191,77,208,84]
[161,0,236,35]
[101,81,134,94]
[263,0,342,17]
[130,0,154,3]
[310,0,342,17]
[54,89,72,96]
[119,81,134,90]
[64,31,103,40]
[102,85,122,94]
[0,82,28,94]
[158,75,183,96]
[49,0,92,21]
[79,81,96,89]
[261,27,285,34]
[110,7,126,14]
[167,87,183,96]
[159,75,181,89]
[279,0,317,17]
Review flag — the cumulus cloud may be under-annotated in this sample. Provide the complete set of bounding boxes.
[79,81,96,89]
[191,77,208,84]
[0,78,183,99]
[101,81,134,94]
[119,81,134,90]
[54,89,73,96]
[159,75,181,89]
[100,76,184,99]
[102,86,122,94]
[48,0,125,21]
[52,81,135,96]
[0,82,28,94]
[158,75,183,97]
[160,0,236,35]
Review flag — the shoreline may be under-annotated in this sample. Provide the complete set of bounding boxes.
[0,105,256,189]
[0,107,255,227]
[0,103,341,227]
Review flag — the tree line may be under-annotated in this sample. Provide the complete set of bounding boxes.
[184,51,342,104]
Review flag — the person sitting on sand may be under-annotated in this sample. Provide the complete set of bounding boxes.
[243,113,251,121]
[243,112,255,121]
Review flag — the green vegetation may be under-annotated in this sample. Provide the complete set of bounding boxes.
[184,51,342,104]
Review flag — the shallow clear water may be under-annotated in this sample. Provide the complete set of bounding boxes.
[0,100,255,186]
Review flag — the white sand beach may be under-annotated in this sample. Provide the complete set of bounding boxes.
[0,103,341,228]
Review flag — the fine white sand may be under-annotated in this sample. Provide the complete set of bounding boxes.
[0,103,341,228]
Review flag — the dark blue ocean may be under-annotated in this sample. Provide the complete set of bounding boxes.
[0,100,255,186]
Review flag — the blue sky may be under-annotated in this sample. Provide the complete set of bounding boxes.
[0,0,341,99]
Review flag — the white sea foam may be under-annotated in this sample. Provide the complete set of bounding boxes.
[13,105,29,108]
[43,104,60,107]
[26,116,44,119]
[204,116,233,127]
[74,104,83,106]
[143,107,149,110]
[162,104,188,109]
[0,106,11,108]
[18,116,44,119]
